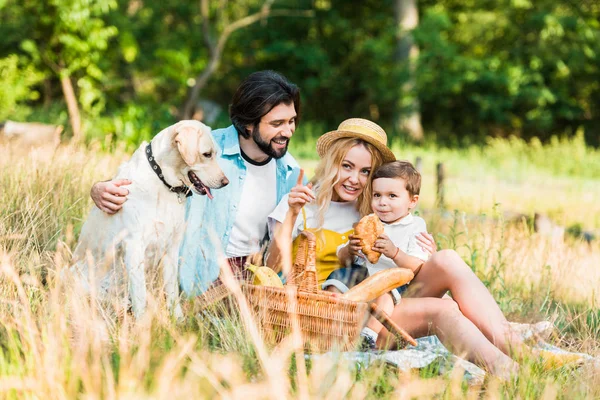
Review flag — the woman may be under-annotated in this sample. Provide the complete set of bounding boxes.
[266,118,398,286]
[268,118,522,378]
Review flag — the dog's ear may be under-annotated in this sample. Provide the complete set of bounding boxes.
[173,123,200,166]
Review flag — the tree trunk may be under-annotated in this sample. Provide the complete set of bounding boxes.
[395,0,423,141]
[182,57,220,119]
[60,73,82,142]
[43,78,52,108]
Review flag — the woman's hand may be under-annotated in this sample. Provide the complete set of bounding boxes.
[346,234,363,257]
[416,232,437,255]
[287,169,315,214]
[91,179,131,214]
[372,233,397,259]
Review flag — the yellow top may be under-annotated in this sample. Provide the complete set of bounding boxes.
[292,208,353,283]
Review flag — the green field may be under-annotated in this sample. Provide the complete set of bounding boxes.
[0,139,599,398]
[292,131,600,231]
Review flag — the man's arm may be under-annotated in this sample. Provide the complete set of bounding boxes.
[90,179,131,214]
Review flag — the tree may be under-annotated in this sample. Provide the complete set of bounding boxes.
[19,0,117,141]
[181,0,313,119]
[414,0,600,144]
[395,0,423,141]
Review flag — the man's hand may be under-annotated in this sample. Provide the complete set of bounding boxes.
[90,179,132,214]
[288,169,315,214]
[372,233,397,259]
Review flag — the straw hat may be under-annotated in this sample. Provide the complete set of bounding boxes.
[316,118,396,163]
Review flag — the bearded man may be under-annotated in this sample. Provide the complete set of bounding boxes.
[90,70,303,294]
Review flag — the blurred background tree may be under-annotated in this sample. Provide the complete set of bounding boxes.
[2,0,118,140]
[0,0,598,147]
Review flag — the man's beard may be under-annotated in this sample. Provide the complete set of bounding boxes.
[252,128,289,159]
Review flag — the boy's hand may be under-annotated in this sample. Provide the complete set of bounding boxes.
[346,234,363,257]
[372,233,397,259]
[288,169,315,214]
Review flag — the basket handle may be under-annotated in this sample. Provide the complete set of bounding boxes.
[288,229,308,285]
[292,230,318,293]
[369,303,417,347]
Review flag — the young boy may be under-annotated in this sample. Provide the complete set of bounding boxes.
[341,160,429,349]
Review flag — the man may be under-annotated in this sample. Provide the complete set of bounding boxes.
[90,70,303,295]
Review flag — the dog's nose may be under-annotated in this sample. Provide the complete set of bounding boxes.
[221,177,229,187]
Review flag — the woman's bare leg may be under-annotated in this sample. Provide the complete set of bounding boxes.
[365,293,394,334]
[378,297,518,377]
[407,249,522,356]
[325,286,342,294]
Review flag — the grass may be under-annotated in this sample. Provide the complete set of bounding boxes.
[0,139,599,398]
[291,128,600,230]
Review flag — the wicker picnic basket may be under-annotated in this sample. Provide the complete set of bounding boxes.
[244,231,369,352]
[198,230,414,352]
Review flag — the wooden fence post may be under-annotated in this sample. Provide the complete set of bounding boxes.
[414,156,422,172]
[436,162,445,209]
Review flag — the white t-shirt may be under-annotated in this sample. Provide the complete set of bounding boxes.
[365,213,429,275]
[226,156,277,257]
[268,194,359,239]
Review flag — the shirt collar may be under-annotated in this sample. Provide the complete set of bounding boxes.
[330,199,358,209]
[387,213,414,226]
[222,125,242,156]
[240,148,272,166]
[220,124,298,172]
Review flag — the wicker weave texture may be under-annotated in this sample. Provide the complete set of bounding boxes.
[196,231,370,352]
[244,284,368,352]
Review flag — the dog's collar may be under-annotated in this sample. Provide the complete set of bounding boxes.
[145,143,192,198]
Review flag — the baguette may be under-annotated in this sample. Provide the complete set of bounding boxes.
[342,267,415,303]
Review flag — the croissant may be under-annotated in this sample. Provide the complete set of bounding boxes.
[354,214,384,264]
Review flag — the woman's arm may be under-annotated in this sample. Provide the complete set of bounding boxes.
[416,232,437,255]
[265,169,314,272]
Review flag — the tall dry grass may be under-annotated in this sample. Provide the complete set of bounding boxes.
[0,142,599,399]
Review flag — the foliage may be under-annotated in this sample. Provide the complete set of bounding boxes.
[88,103,176,147]
[0,55,45,121]
[1,0,118,134]
[294,123,600,179]
[414,0,600,145]
[0,0,599,146]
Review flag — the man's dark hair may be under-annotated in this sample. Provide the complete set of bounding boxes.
[229,70,300,138]
[373,161,421,197]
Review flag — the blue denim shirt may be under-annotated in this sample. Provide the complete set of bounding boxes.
[178,125,302,295]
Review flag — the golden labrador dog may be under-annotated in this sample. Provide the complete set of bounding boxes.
[70,120,228,319]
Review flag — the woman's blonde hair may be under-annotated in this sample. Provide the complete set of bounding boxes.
[311,137,385,228]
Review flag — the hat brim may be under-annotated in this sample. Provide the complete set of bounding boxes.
[316,130,396,163]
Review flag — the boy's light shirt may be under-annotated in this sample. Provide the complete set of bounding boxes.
[367,213,429,275]
[178,125,302,296]
[337,213,429,274]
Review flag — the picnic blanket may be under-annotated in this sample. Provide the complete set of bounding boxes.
[308,322,597,385]
[203,310,595,384]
